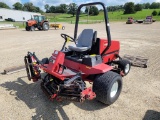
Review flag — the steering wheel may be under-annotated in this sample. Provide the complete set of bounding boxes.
[61,33,74,42]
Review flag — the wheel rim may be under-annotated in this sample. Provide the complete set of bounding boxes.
[125,64,130,74]
[110,81,118,98]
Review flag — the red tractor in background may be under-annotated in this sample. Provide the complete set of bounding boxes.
[24,2,131,105]
[25,15,49,31]
[126,17,134,24]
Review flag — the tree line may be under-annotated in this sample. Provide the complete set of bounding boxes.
[0,2,99,16]
[0,2,43,13]
[45,3,99,16]
[124,2,160,14]
[108,2,160,14]
[0,1,160,15]
[45,3,78,16]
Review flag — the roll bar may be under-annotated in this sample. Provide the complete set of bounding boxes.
[74,2,111,56]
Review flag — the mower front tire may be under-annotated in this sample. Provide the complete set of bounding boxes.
[93,71,122,105]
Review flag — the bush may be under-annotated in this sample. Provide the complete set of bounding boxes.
[158,11,160,16]
[152,10,157,16]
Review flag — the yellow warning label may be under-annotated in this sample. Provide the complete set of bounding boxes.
[86,66,91,69]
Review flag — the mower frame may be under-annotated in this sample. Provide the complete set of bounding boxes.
[24,2,131,105]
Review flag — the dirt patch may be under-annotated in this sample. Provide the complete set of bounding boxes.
[0,22,160,120]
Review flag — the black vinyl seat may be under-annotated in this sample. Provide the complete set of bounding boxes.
[68,29,94,52]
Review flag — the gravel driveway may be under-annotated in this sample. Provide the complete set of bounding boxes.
[0,22,160,120]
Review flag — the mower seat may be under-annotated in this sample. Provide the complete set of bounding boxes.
[68,29,94,52]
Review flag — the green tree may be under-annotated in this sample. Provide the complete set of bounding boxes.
[134,4,142,11]
[0,2,10,9]
[85,7,90,13]
[85,6,99,15]
[35,6,43,13]
[13,2,23,10]
[68,3,78,16]
[49,6,56,13]
[46,4,68,13]
[152,10,157,16]
[124,2,135,14]
[44,4,50,13]
[93,6,99,15]
[23,2,35,12]
[59,4,68,13]
[150,2,160,9]
[55,6,61,13]
[107,5,123,12]
[144,3,150,9]
[23,2,43,13]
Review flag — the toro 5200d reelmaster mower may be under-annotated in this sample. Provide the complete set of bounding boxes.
[24,2,131,105]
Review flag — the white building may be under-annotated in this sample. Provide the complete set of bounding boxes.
[0,8,41,21]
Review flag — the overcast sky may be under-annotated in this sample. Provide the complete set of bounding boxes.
[1,0,160,10]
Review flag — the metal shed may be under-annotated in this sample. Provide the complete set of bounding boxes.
[0,8,41,22]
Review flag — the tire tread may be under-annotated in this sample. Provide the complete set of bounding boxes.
[93,71,122,105]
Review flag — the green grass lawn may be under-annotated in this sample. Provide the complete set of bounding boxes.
[44,9,160,23]
[1,9,159,27]
[108,9,160,21]
[44,12,105,23]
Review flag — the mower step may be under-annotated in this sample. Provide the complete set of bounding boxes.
[123,54,148,68]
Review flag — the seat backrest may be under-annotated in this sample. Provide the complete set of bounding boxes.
[77,29,94,47]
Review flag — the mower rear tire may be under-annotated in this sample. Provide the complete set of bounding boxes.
[93,71,122,105]
[30,26,35,31]
[43,22,49,31]
[119,59,131,76]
